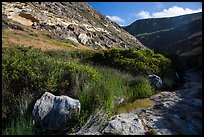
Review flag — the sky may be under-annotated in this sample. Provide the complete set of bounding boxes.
[88,2,202,26]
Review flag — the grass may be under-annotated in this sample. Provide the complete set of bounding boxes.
[63,39,79,47]
[163,78,175,90]
[2,114,34,135]
[2,25,89,51]
[127,76,154,100]
[74,67,155,131]
[76,66,132,115]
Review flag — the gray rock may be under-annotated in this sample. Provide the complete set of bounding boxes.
[102,113,145,135]
[78,33,89,45]
[161,101,176,109]
[148,74,163,89]
[32,92,80,134]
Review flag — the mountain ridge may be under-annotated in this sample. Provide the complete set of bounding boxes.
[123,12,202,55]
[124,12,202,35]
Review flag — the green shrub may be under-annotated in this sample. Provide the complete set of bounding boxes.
[85,48,174,78]
[163,77,175,90]
[146,129,158,135]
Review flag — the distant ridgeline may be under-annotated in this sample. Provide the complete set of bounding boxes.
[124,12,202,53]
[124,12,202,71]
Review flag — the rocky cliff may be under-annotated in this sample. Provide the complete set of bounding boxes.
[2,2,145,50]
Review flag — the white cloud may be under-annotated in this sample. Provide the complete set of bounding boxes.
[137,11,151,19]
[136,6,202,19]
[152,6,202,18]
[106,15,125,23]
[155,2,164,8]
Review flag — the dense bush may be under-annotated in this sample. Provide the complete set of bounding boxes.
[85,48,173,78]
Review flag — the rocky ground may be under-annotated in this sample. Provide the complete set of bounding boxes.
[138,69,202,135]
[73,69,202,135]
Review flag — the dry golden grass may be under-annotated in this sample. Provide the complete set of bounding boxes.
[2,23,93,52]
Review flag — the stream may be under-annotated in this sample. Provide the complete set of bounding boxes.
[73,69,202,135]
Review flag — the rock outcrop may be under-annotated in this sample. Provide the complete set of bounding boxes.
[32,92,81,134]
[102,113,145,135]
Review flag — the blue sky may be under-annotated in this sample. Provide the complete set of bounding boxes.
[88,2,202,26]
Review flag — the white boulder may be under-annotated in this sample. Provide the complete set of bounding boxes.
[32,92,80,134]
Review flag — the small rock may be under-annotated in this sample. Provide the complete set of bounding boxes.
[78,33,89,45]
[148,74,163,89]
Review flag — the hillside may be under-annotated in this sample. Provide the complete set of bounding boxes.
[2,2,145,50]
[124,12,202,72]
[124,12,202,54]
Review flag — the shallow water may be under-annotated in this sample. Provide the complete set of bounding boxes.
[115,98,155,114]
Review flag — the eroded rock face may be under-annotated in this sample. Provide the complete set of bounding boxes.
[32,92,80,134]
[102,113,145,135]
